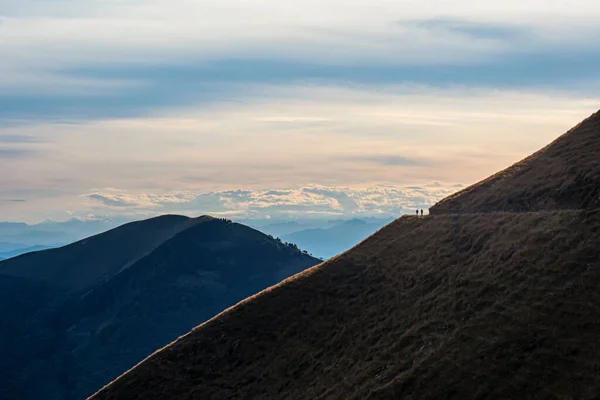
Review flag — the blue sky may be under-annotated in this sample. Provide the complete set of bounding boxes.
[1,0,599,223]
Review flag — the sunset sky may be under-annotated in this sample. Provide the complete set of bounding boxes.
[2,0,600,223]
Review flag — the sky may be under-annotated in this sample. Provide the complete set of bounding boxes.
[1,0,600,223]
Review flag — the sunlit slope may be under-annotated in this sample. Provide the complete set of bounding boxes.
[431,110,600,214]
[92,210,600,400]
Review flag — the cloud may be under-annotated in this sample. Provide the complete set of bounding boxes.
[85,184,466,218]
[86,191,196,208]
[1,84,597,202]
[346,155,429,167]
[0,147,35,158]
[0,84,598,222]
[0,134,39,143]
[3,48,600,122]
[301,188,360,212]
[1,3,600,121]
[402,18,529,40]
[87,193,139,207]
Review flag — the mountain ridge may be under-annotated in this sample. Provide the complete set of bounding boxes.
[0,214,201,291]
[0,245,59,261]
[0,215,319,400]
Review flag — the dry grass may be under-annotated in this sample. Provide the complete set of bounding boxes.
[431,110,600,214]
[91,210,600,400]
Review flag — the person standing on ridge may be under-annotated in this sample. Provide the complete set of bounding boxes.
[421,209,424,216]
[416,210,419,216]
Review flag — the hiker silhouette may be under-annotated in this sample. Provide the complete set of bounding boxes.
[420,209,424,216]
[416,210,419,216]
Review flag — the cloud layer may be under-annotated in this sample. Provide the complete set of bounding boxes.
[84,183,465,220]
[2,1,600,121]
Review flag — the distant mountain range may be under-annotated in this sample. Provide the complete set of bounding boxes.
[0,218,123,247]
[250,221,319,237]
[280,217,395,259]
[0,216,397,262]
[243,217,397,239]
[0,215,319,400]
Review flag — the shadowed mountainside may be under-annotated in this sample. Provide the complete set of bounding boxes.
[431,110,600,214]
[92,109,600,400]
[91,211,600,400]
[0,216,319,400]
[0,214,197,290]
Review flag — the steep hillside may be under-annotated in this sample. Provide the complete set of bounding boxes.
[431,110,600,214]
[0,216,319,400]
[0,214,197,291]
[91,210,600,400]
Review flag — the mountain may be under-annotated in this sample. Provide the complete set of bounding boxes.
[252,221,309,237]
[0,245,59,261]
[281,217,395,259]
[92,110,600,400]
[0,242,28,252]
[0,218,125,247]
[0,215,197,291]
[0,215,319,400]
[248,220,339,238]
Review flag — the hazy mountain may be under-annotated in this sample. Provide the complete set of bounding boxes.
[252,221,311,237]
[0,215,319,400]
[0,222,28,230]
[0,215,196,291]
[0,245,58,261]
[0,218,124,247]
[246,220,338,237]
[93,111,600,400]
[280,217,395,259]
[0,242,29,252]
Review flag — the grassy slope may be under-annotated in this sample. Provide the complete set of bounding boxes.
[92,210,600,400]
[431,110,600,214]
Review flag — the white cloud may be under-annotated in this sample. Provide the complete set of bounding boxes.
[86,191,197,208]
[2,0,600,92]
[83,183,465,219]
